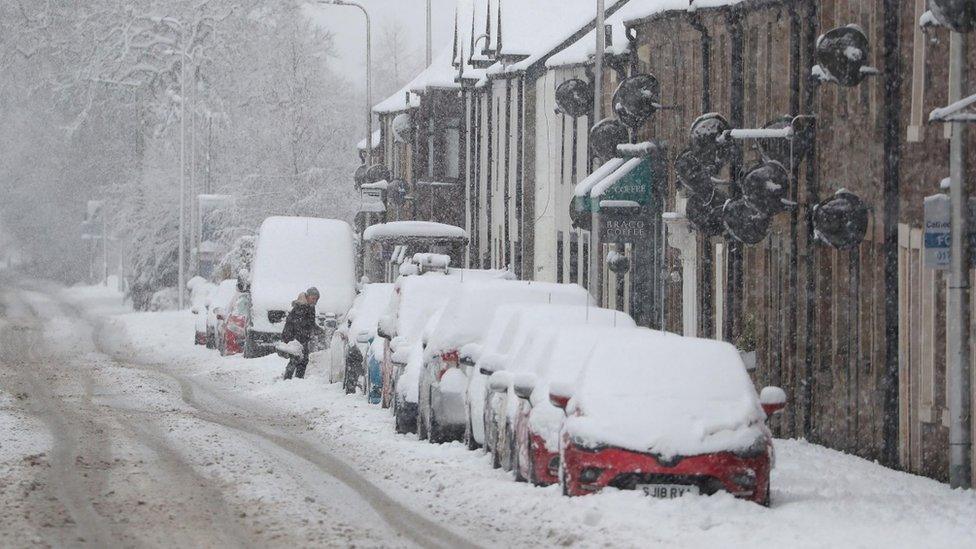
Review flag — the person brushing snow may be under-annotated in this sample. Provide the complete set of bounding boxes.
[280,287,323,379]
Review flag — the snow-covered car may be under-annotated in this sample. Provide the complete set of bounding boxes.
[246,216,356,358]
[378,267,511,432]
[507,325,646,485]
[218,291,250,356]
[188,276,215,345]
[554,332,786,505]
[205,279,238,349]
[475,306,636,473]
[419,280,594,444]
[337,283,394,401]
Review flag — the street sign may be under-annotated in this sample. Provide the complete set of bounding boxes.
[924,194,950,269]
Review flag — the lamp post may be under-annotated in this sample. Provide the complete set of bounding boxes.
[426,0,432,67]
[318,0,373,166]
[589,0,607,301]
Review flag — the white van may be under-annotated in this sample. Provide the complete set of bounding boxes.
[245,216,356,357]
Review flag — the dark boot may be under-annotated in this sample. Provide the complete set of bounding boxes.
[284,359,296,380]
[294,357,308,379]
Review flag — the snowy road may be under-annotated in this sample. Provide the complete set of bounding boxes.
[0,278,473,548]
[2,278,976,548]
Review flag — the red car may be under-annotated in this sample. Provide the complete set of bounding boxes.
[218,291,250,356]
[552,332,785,506]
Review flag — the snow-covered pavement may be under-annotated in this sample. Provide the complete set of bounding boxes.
[3,280,976,548]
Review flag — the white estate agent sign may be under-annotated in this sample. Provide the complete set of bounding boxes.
[924,193,950,270]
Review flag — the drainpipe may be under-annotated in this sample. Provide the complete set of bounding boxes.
[947,30,972,489]
[590,0,607,302]
[690,13,714,337]
[786,0,802,436]
[801,0,820,443]
[726,7,745,342]
[880,0,903,469]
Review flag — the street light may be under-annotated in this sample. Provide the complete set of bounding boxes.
[317,0,373,166]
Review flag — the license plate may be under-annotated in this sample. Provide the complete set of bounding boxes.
[639,483,700,499]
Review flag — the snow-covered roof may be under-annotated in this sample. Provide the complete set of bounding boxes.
[547,1,746,69]
[357,129,381,151]
[591,156,643,198]
[491,1,620,75]
[374,47,460,114]
[363,221,467,241]
[565,331,766,457]
[574,157,626,198]
[374,82,422,115]
[477,304,636,374]
[424,280,595,357]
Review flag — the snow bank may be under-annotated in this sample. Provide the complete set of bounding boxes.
[250,217,356,333]
[362,221,467,241]
[75,290,976,549]
[566,332,766,458]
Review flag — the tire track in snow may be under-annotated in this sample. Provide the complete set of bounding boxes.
[56,288,481,549]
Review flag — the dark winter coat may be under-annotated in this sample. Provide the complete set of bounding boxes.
[281,302,321,348]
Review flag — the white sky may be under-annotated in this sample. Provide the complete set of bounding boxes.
[305,0,459,90]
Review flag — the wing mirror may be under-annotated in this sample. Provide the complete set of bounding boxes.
[760,386,788,416]
[478,364,496,377]
[488,371,511,393]
[513,374,536,401]
[549,381,574,410]
[356,332,371,344]
[216,313,226,321]
[191,307,199,315]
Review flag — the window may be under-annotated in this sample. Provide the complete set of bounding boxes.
[907,0,927,142]
[444,126,460,179]
[557,231,565,283]
[569,232,579,284]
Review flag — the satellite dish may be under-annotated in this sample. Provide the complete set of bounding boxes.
[930,0,976,33]
[674,149,715,197]
[354,164,370,186]
[723,198,771,245]
[555,78,593,118]
[365,164,390,184]
[389,179,408,206]
[392,113,413,143]
[589,118,629,159]
[612,74,661,128]
[607,251,631,274]
[741,161,790,216]
[813,189,869,249]
[569,200,591,230]
[686,191,726,237]
[816,25,872,87]
[689,113,733,172]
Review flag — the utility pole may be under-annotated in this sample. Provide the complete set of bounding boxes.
[947,30,972,490]
[178,26,187,309]
[426,0,432,67]
[589,0,606,302]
